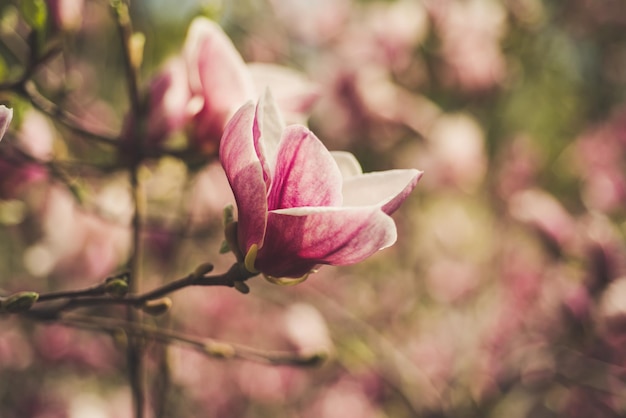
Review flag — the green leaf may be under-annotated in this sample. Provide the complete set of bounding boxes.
[20,0,47,31]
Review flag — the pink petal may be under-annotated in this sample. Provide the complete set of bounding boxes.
[184,18,255,140]
[253,89,284,188]
[0,105,13,141]
[145,58,192,144]
[219,102,268,252]
[342,169,423,214]
[267,125,343,210]
[256,207,397,278]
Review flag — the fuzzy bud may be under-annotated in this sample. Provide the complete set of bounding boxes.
[2,291,39,313]
[193,262,214,278]
[204,341,235,359]
[104,278,129,297]
[141,298,172,316]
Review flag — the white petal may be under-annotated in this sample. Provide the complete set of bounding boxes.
[342,169,422,212]
[331,151,362,179]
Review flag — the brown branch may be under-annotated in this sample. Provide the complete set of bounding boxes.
[58,313,328,367]
[19,263,254,319]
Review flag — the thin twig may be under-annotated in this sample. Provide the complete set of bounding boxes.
[37,282,107,302]
[57,313,328,367]
[24,263,254,316]
[111,0,141,120]
[20,80,119,145]
[109,1,147,415]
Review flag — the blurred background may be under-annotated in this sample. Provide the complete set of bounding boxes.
[2,0,626,417]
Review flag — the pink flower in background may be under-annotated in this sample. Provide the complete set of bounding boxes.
[132,17,318,154]
[220,91,421,280]
[183,17,256,152]
[46,0,84,32]
[141,58,196,146]
[0,105,12,140]
[0,108,49,199]
[428,0,507,92]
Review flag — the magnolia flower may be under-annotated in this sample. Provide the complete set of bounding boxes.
[128,17,318,154]
[0,105,13,141]
[220,91,421,281]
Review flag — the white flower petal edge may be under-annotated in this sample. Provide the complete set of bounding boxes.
[0,105,13,141]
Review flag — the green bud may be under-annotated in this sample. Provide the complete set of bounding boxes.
[129,32,145,70]
[104,278,129,297]
[219,240,230,254]
[224,221,244,262]
[141,298,172,316]
[2,291,39,313]
[193,262,214,278]
[204,341,235,359]
[222,204,235,227]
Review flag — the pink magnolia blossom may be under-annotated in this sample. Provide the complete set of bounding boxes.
[183,17,256,152]
[131,18,318,154]
[220,91,422,280]
[46,0,84,32]
[185,18,318,151]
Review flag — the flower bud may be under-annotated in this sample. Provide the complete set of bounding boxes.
[223,204,235,227]
[2,291,39,313]
[224,221,243,262]
[130,32,145,70]
[104,278,129,298]
[219,240,231,254]
[193,262,214,278]
[141,298,172,316]
[204,341,235,359]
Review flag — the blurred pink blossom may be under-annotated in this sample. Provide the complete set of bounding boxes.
[188,161,235,226]
[46,0,84,32]
[598,277,626,350]
[220,91,421,279]
[0,158,47,200]
[0,320,33,370]
[429,0,508,92]
[34,324,120,372]
[420,113,487,192]
[25,184,131,283]
[18,109,55,161]
[303,377,381,418]
[495,135,542,199]
[0,109,53,200]
[268,0,351,45]
[363,0,429,72]
[283,303,333,355]
[236,362,306,403]
[141,58,197,147]
[130,17,318,155]
[575,109,626,213]
[509,188,577,251]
